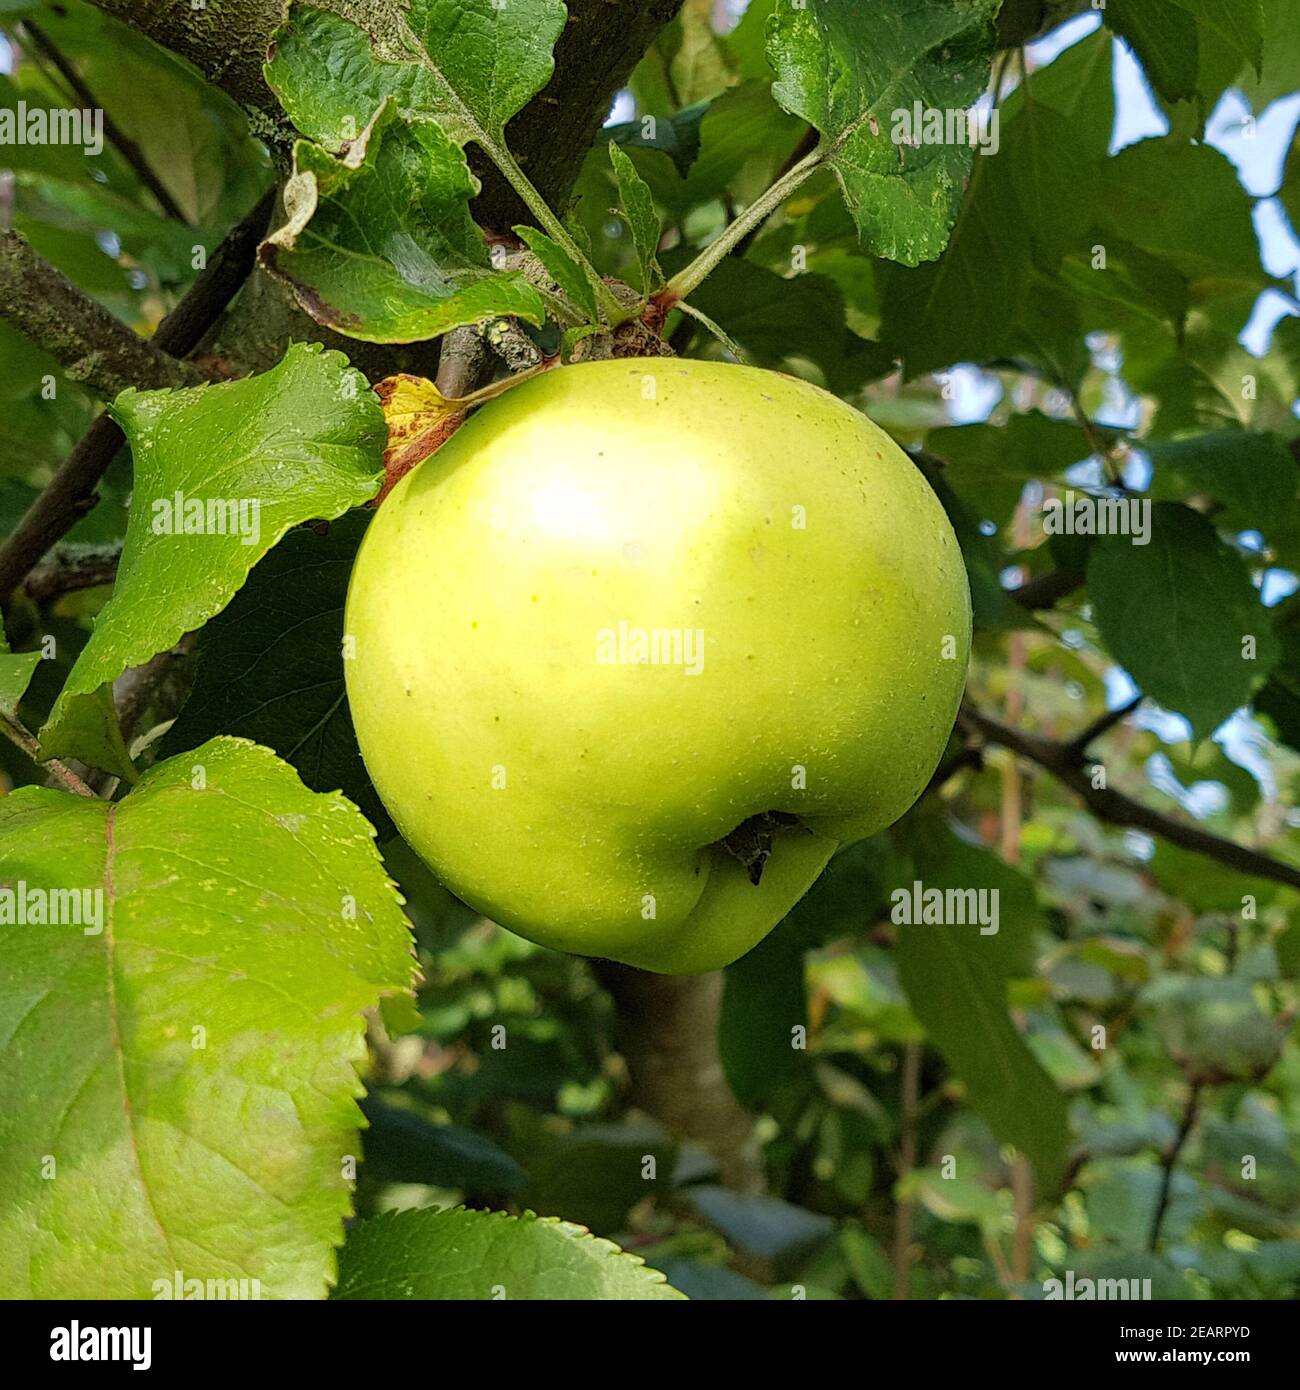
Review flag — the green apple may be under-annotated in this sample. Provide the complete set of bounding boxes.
[346,359,970,973]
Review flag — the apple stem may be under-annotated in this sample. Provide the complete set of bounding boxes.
[665,147,825,301]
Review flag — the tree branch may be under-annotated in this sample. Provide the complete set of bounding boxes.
[1009,567,1084,611]
[1063,692,1144,762]
[87,0,291,147]
[1148,1078,1203,1252]
[0,232,205,398]
[24,542,121,602]
[957,705,1300,891]
[0,710,96,796]
[0,188,275,602]
[20,21,193,225]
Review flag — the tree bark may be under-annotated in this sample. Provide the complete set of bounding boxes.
[595,963,763,1193]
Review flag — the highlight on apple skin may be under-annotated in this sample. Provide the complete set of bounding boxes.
[345,358,971,974]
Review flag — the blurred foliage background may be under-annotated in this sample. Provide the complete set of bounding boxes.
[1,0,1298,1299]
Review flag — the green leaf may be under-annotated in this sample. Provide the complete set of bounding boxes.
[912,455,1008,628]
[685,1186,834,1261]
[1146,976,1282,1081]
[1281,123,1300,244]
[37,3,271,231]
[1256,595,1300,753]
[523,1123,678,1233]
[1169,0,1264,75]
[928,412,1104,530]
[667,255,892,394]
[1098,139,1266,293]
[265,0,566,152]
[1146,430,1297,533]
[766,0,1000,265]
[720,924,807,1108]
[0,737,415,1298]
[1087,503,1280,739]
[606,103,709,178]
[332,1206,684,1300]
[630,82,808,220]
[0,627,40,722]
[262,103,545,343]
[608,142,662,297]
[1236,0,1300,107]
[358,1095,527,1195]
[1105,0,1200,105]
[38,343,385,778]
[159,511,387,832]
[668,0,739,106]
[880,29,1114,377]
[894,830,1069,1192]
[514,226,599,322]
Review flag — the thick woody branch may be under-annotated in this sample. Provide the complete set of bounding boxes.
[0,232,205,398]
[87,0,290,145]
[91,0,685,228]
[957,705,1300,892]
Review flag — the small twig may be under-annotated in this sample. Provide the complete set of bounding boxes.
[0,187,275,602]
[24,542,122,602]
[20,21,193,225]
[667,146,825,301]
[1063,692,1144,763]
[1148,1078,1204,1252]
[0,710,97,796]
[891,1040,921,1300]
[1009,567,1085,611]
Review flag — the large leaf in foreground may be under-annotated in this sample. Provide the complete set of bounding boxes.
[0,738,415,1299]
[262,103,544,342]
[333,1207,684,1300]
[160,512,383,828]
[767,0,999,265]
[38,343,385,779]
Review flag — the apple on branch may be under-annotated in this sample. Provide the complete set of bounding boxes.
[345,360,971,973]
